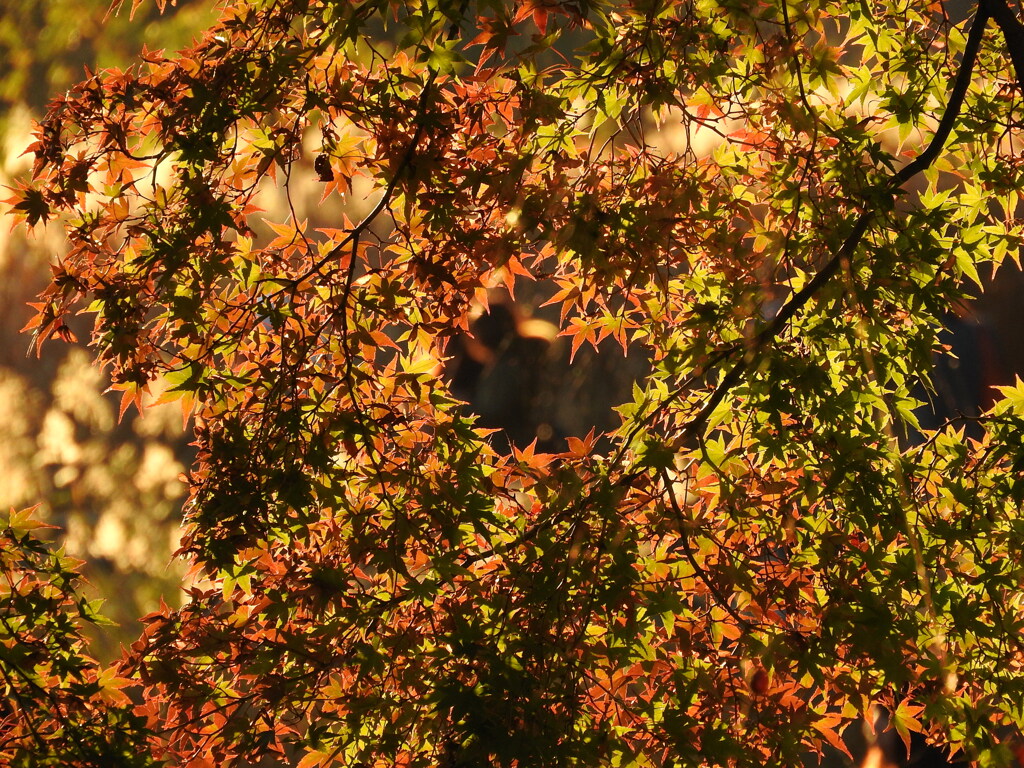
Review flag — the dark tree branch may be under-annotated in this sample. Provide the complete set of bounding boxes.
[988,0,1024,94]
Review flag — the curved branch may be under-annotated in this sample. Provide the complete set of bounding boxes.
[988,0,1024,95]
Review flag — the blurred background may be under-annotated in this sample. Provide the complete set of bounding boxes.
[2,13,1024,768]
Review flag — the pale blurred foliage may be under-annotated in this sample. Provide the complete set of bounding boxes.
[41,350,185,562]
[0,371,45,506]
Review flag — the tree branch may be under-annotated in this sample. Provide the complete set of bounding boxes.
[987,0,1024,95]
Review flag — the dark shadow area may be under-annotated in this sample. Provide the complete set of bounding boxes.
[445,291,649,453]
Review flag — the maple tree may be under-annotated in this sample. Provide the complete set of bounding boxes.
[8,0,1024,765]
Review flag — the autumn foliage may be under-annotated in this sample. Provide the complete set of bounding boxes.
[7,0,1024,765]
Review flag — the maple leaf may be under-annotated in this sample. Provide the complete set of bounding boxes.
[3,183,51,227]
[890,700,926,755]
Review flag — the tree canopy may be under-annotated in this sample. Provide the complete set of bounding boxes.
[7,0,1024,765]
